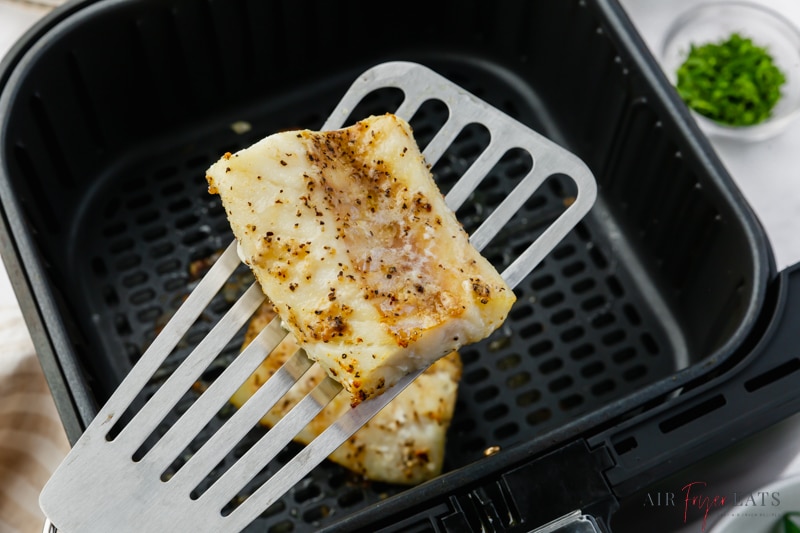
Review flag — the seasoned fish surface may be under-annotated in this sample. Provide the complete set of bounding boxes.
[207,113,514,403]
[230,302,462,485]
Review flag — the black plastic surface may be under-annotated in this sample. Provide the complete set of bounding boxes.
[591,261,800,499]
[0,0,782,531]
[327,440,618,533]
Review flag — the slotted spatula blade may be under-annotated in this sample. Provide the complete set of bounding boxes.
[40,61,596,533]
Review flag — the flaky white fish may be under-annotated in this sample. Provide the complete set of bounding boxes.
[207,113,514,404]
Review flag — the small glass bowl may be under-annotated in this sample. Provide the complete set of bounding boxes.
[661,1,800,142]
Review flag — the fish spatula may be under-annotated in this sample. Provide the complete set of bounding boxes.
[39,61,597,532]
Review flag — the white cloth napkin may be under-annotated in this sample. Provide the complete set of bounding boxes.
[0,261,70,533]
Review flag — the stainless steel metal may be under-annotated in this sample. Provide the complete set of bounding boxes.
[39,61,597,532]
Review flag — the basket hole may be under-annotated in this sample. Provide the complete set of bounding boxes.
[483,404,509,421]
[623,364,647,382]
[516,389,541,407]
[494,422,519,440]
[182,230,209,246]
[102,286,119,306]
[540,291,564,308]
[126,193,153,209]
[506,371,530,390]
[591,312,616,329]
[176,213,200,229]
[156,258,181,274]
[303,504,331,523]
[623,304,642,325]
[168,198,192,212]
[744,358,800,392]
[102,221,127,237]
[509,305,533,321]
[346,87,405,128]
[539,358,563,375]
[460,349,480,365]
[607,275,625,297]
[612,435,638,455]
[109,237,134,254]
[582,295,607,311]
[327,473,347,490]
[337,490,364,508]
[143,226,167,242]
[451,417,475,434]
[160,182,185,197]
[135,209,159,225]
[601,329,626,346]
[548,376,573,393]
[560,326,584,343]
[591,379,616,396]
[186,154,210,169]
[114,253,141,271]
[129,288,156,305]
[114,314,132,335]
[573,221,592,242]
[571,278,595,294]
[496,353,521,371]
[463,436,487,453]
[612,347,636,364]
[474,385,500,403]
[525,194,547,211]
[103,197,122,218]
[154,165,178,180]
[151,242,175,258]
[408,98,448,147]
[525,408,552,426]
[519,322,543,339]
[507,158,531,179]
[125,342,140,364]
[267,520,294,533]
[136,306,162,323]
[659,395,726,433]
[488,333,512,353]
[546,174,576,198]
[528,340,554,357]
[559,394,584,410]
[562,261,585,277]
[551,309,574,325]
[259,500,286,519]
[552,244,575,260]
[589,246,608,268]
[463,367,489,385]
[570,343,595,361]
[91,257,108,276]
[581,361,605,378]
[446,124,496,217]
[122,271,148,287]
[531,274,555,291]
[641,333,660,355]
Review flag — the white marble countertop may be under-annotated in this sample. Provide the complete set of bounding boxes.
[1,1,799,532]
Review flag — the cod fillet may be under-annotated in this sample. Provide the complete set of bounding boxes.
[230,302,462,485]
[207,113,515,404]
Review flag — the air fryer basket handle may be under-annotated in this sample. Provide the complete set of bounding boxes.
[590,262,800,499]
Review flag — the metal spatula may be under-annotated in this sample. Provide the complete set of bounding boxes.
[39,61,597,532]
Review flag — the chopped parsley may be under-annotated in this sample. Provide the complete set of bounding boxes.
[675,32,786,126]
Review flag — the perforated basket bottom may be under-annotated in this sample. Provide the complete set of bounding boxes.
[69,61,675,531]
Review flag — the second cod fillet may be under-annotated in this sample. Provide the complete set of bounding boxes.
[206,113,515,404]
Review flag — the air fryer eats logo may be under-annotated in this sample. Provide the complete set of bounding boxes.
[643,481,781,531]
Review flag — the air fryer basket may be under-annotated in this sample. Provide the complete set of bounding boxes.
[1,0,793,531]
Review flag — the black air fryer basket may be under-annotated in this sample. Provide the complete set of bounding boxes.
[3,1,800,531]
